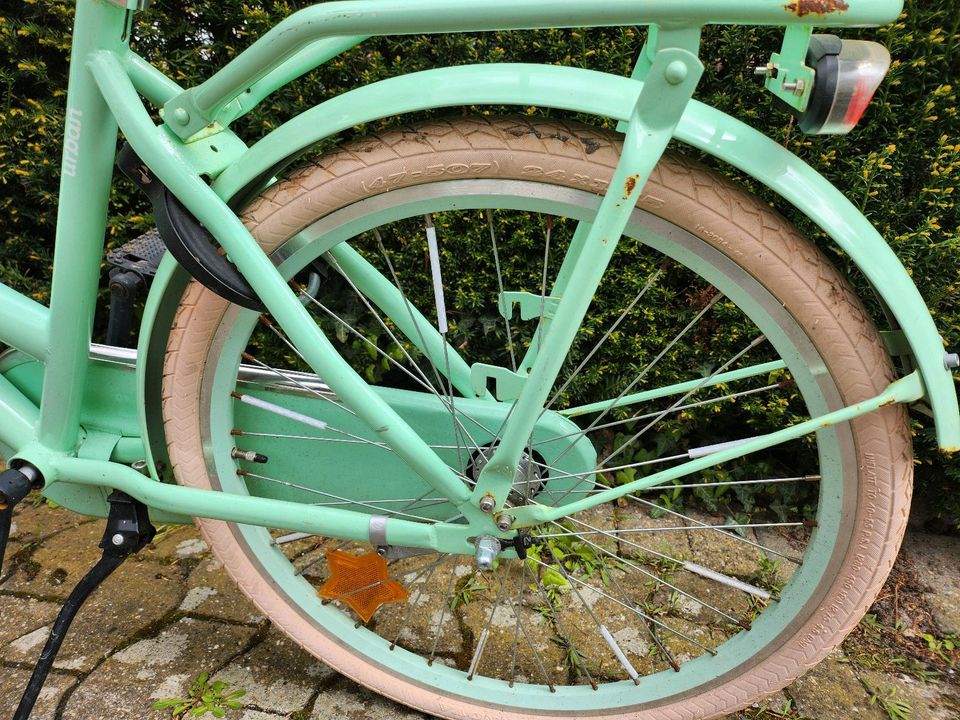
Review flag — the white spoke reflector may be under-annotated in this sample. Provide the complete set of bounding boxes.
[274,531,314,545]
[687,437,756,459]
[600,624,640,682]
[425,220,449,333]
[683,562,772,600]
[467,628,490,678]
[234,392,328,431]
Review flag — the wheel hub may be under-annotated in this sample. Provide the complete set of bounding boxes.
[467,445,546,504]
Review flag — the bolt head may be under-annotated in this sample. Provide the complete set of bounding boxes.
[172,107,191,126]
[664,60,689,85]
[478,494,496,513]
[495,513,513,532]
[111,533,125,546]
[946,352,960,370]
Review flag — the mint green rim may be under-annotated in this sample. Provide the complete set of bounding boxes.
[197,179,851,713]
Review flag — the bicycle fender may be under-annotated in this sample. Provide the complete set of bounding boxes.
[675,103,960,452]
[200,64,958,451]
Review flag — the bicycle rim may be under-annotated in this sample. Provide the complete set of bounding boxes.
[163,121,909,718]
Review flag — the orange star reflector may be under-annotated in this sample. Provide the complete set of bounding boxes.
[318,549,409,623]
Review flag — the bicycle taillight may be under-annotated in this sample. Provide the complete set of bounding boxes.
[799,36,891,135]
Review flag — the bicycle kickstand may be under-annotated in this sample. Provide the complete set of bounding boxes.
[11,488,156,720]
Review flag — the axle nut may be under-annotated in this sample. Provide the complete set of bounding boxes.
[474,536,501,571]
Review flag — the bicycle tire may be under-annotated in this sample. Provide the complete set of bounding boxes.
[162,117,911,719]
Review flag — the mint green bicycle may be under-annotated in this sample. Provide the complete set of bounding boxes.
[1,1,957,718]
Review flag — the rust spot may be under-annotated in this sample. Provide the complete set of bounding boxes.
[785,0,849,17]
[623,174,638,198]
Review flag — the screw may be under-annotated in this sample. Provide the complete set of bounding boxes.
[111,533,125,547]
[782,79,806,95]
[664,60,688,86]
[495,513,513,532]
[172,107,191,126]
[946,352,960,370]
[478,494,496,513]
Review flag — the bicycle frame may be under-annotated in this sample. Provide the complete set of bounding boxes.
[1,0,954,554]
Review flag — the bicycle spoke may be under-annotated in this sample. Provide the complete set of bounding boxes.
[293,283,443,397]
[537,522,805,537]
[232,430,466,452]
[528,556,718,657]
[548,293,722,468]
[426,214,470,472]
[231,391,400,453]
[561,514,778,601]
[549,475,819,494]
[511,563,557,692]
[508,569,523,687]
[390,555,450,650]
[427,560,460,664]
[466,564,512,680]
[238,469,451,522]
[541,544,598,688]
[535,381,783,447]
[599,334,769,469]
[239,332,355,417]
[488,209,517,372]
[633,474,819,493]
[540,520,753,628]
[545,262,665,413]
[535,216,552,353]
[367,231,492,458]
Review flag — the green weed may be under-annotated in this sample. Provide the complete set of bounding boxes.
[151,672,245,719]
[860,680,913,720]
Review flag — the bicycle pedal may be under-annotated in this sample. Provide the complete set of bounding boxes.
[106,229,166,281]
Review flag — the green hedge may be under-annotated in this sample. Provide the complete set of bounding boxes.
[1,1,958,525]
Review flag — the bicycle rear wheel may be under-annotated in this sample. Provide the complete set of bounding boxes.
[162,117,911,719]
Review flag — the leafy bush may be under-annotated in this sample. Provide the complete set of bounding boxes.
[1,1,957,525]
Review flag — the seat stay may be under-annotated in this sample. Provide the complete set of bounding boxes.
[470,43,705,512]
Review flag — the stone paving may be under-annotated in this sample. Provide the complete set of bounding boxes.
[2,498,958,720]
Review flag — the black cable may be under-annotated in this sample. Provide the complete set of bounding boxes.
[13,552,126,720]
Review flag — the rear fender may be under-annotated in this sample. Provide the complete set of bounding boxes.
[137,64,959,460]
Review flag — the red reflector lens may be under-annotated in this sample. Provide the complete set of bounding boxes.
[842,75,880,128]
[801,40,891,135]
